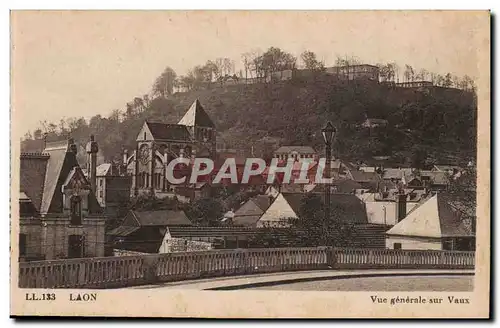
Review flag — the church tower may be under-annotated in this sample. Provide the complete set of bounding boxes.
[178,99,216,159]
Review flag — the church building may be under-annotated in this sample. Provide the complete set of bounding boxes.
[125,99,216,199]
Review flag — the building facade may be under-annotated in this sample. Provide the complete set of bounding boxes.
[19,137,106,261]
[94,163,131,217]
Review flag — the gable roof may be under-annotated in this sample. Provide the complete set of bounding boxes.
[130,210,193,226]
[20,140,103,215]
[275,146,316,154]
[386,193,474,238]
[252,195,274,211]
[40,141,73,213]
[145,122,192,141]
[233,195,273,227]
[178,99,215,128]
[96,163,112,176]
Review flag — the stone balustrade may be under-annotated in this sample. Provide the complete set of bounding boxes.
[18,247,475,289]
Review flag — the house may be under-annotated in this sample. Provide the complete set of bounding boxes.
[266,69,294,82]
[432,164,463,179]
[274,146,316,161]
[385,193,475,250]
[382,168,414,182]
[108,209,193,253]
[361,118,389,128]
[157,228,213,253]
[233,195,274,227]
[125,99,216,199]
[326,64,380,81]
[347,170,382,191]
[257,192,368,228]
[357,192,423,226]
[396,81,433,88]
[19,137,106,261]
[94,163,131,217]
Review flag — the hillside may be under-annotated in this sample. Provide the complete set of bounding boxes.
[22,75,477,168]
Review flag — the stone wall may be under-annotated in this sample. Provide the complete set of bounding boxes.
[159,237,212,253]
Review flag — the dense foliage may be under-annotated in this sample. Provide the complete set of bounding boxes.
[23,75,477,168]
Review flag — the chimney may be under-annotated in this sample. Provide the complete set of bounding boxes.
[86,135,99,194]
[395,187,407,223]
[67,137,78,155]
[42,133,48,152]
[122,149,128,166]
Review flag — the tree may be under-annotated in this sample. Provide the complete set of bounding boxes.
[300,50,324,71]
[133,97,144,112]
[152,66,177,97]
[185,197,225,226]
[241,52,252,79]
[257,47,297,79]
[417,68,428,81]
[404,65,415,82]
[443,73,453,87]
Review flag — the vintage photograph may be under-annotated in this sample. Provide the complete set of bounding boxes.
[10,10,489,318]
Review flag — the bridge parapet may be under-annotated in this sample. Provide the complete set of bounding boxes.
[18,247,475,289]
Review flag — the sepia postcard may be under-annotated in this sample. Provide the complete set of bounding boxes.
[10,10,490,318]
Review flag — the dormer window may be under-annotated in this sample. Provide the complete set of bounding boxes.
[70,196,82,225]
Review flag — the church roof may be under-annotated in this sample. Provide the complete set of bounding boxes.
[178,99,215,128]
[386,193,474,238]
[145,122,192,141]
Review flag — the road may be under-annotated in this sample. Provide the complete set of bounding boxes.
[247,275,473,291]
[130,270,474,292]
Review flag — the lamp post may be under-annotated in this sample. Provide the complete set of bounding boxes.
[321,121,337,246]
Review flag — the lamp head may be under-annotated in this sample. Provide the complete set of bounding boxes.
[321,121,337,145]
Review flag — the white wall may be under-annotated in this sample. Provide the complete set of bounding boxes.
[386,236,442,250]
[258,193,297,227]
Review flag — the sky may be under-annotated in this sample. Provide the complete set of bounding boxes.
[11,11,486,135]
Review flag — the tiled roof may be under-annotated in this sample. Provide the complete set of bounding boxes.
[145,122,192,141]
[20,153,49,211]
[40,143,70,213]
[382,168,413,180]
[233,195,273,227]
[178,99,215,128]
[350,170,381,182]
[275,146,316,154]
[252,195,274,211]
[281,192,368,224]
[386,193,474,238]
[107,225,140,237]
[131,210,193,226]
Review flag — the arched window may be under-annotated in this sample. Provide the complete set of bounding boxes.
[70,196,82,225]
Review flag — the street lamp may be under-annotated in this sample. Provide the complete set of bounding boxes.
[321,121,337,246]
